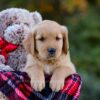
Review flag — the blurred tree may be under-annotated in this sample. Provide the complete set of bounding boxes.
[61,0,88,13]
[0,0,89,23]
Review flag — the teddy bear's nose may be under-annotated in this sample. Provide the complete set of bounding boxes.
[48,48,56,56]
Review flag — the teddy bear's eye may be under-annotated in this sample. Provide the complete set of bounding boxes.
[24,23,29,26]
[15,22,20,24]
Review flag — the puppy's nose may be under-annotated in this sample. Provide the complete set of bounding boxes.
[48,48,56,55]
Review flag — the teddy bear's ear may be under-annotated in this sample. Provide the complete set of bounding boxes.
[31,11,42,24]
[23,30,36,56]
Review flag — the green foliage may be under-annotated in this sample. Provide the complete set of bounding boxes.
[66,7,100,77]
[66,7,100,100]
[79,71,100,100]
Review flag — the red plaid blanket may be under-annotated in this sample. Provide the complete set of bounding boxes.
[0,71,82,100]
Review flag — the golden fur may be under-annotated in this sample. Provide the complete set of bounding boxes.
[23,20,76,92]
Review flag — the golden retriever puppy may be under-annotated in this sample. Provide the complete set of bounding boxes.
[23,20,76,92]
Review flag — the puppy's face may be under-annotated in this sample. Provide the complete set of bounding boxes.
[36,29,63,60]
[23,20,69,61]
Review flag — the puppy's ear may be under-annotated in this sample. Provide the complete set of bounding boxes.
[23,30,36,56]
[61,26,69,54]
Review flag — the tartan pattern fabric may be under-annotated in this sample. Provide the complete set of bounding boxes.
[0,71,82,100]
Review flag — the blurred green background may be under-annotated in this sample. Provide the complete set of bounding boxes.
[0,0,100,100]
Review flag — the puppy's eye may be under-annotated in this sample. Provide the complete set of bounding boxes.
[38,37,45,41]
[56,37,61,41]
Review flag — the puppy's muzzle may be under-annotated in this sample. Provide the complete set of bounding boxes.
[48,48,56,57]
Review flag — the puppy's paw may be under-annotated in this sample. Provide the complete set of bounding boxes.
[0,92,7,100]
[31,78,45,91]
[50,77,64,92]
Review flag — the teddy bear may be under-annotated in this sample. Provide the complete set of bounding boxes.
[0,8,42,71]
[0,55,14,71]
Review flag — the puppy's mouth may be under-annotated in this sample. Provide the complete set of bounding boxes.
[47,54,56,60]
[49,53,55,57]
